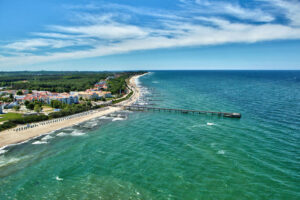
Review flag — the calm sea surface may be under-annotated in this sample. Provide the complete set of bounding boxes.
[0,71,299,200]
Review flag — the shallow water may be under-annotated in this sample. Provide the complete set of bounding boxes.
[0,71,299,199]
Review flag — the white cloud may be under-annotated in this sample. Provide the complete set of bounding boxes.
[49,23,149,40]
[4,39,55,51]
[2,18,300,68]
[67,3,183,20]
[3,38,93,52]
[182,0,275,22]
[32,32,77,39]
[1,0,300,68]
[259,0,300,26]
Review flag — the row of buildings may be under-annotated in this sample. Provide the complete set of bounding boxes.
[14,91,79,105]
[0,79,113,108]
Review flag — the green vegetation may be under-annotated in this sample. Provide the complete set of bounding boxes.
[0,96,13,103]
[50,100,63,109]
[108,75,129,94]
[0,71,114,92]
[112,91,133,104]
[10,114,49,125]
[107,71,145,94]
[0,71,145,93]
[16,90,23,95]
[34,105,42,113]
[0,121,16,132]
[13,105,20,111]
[0,104,91,131]
[25,100,42,110]
[0,113,23,122]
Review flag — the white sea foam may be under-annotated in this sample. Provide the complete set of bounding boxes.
[0,149,8,155]
[0,157,21,167]
[0,155,31,167]
[0,129,58,150]
[41,135,53,141]
[112,117,126,121]
[135,78,141,87]
[82,121,98,128]
[99,116,112,119]
[32,141,48,145]
[57,132,68,137]
[206,122,215,126]
[56,176,63,181]
[70,130,86,136]
[217,150,225,155]
[64,128,75,131]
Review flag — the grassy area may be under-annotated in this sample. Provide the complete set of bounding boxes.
[42,105,54,112]
[0,113,23,122]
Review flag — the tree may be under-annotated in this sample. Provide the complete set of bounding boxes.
[9,94,13,99]
[86,101,92,107]
[28,90,32,94]
[13,105,20,111]
[16,90,23,95]
[26,102,35,110]
[34,104,42,113]
[34,100,42,107]
[51,100,63,109]
[24,100,30,107]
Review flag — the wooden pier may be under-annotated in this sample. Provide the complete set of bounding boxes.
[119,105,241,118]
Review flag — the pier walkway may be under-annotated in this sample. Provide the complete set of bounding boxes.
[115,105,242,118]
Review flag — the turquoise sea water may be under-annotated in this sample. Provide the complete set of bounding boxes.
[0,71,299,200]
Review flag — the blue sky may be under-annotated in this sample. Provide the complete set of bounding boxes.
[1,0,300,71]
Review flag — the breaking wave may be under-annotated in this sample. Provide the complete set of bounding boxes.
[0,149,8,155]
[70,130,86,136]
[217,150,225,155]
[57,132,68,137]
[32,141,48,145]
[206,122,215,126]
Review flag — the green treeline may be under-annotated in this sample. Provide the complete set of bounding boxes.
[108,71,145,94]
[108,75,128,94]
[112,91,133,104]
[0,71,113,92]
[0,71,146,93]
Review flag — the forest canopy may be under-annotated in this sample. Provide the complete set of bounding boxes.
[0,71,146,93]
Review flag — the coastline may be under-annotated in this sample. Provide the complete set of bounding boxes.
[0,73,146,149]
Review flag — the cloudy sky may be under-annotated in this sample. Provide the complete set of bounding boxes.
[1,0,300,70]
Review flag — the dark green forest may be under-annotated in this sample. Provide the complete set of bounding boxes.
[0,71,146,93]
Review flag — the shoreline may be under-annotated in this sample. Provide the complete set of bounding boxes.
[0,73,147,149]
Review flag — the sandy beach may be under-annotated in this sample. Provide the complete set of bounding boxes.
[0,74,145,149]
